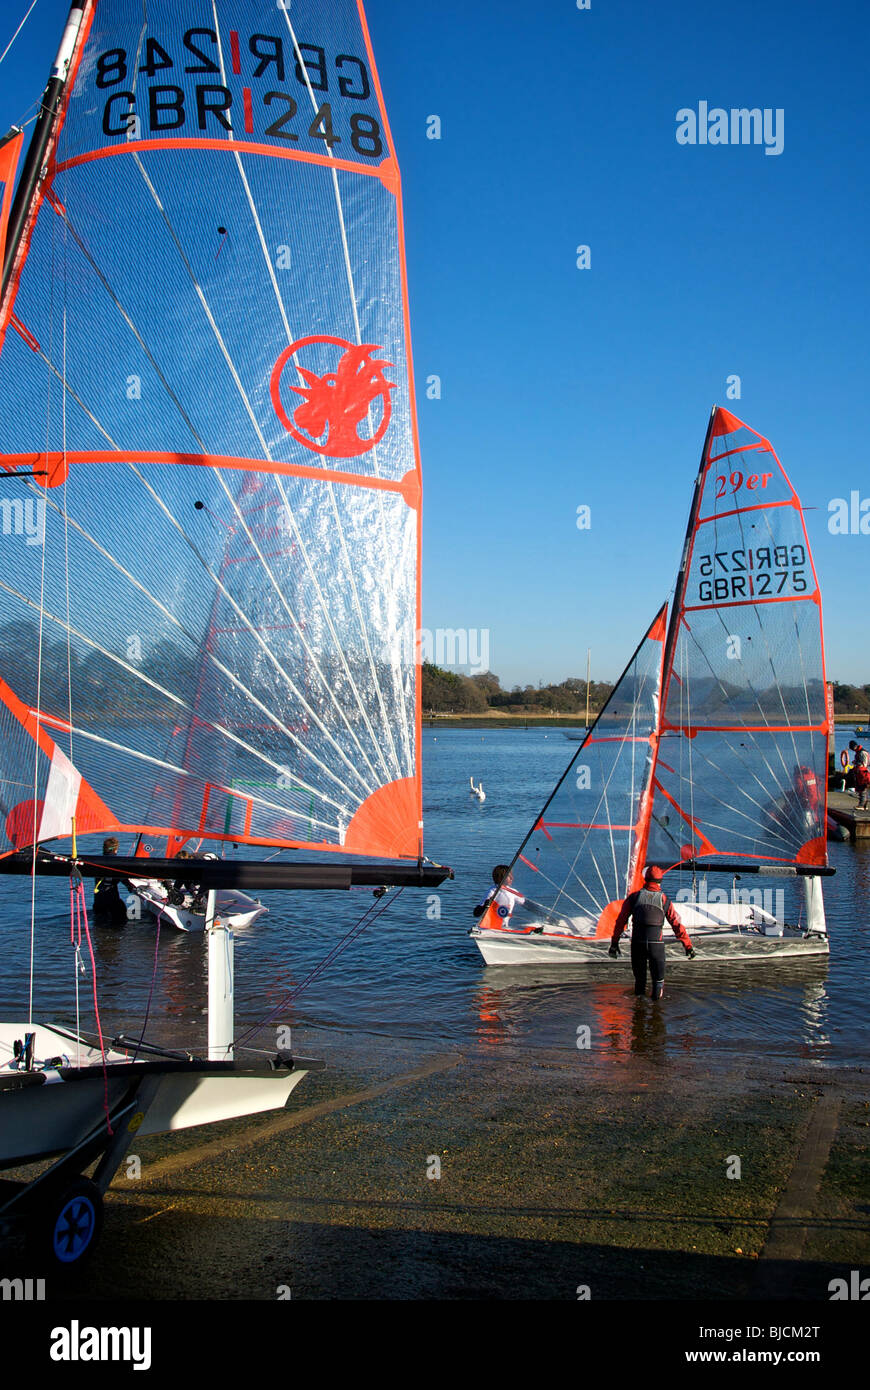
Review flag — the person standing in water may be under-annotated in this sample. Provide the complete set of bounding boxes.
[92,836,132,926]
[609,865,695,1000]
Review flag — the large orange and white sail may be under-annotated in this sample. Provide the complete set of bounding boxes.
[643,406,829,872]
[0,1,424,860]
[476,406,829,939]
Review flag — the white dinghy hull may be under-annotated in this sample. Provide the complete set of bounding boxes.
[470,923,829,966]
[129,882,268,934]
[0,1021,317,1170]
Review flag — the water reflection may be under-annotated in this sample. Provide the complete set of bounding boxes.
[472,958,832,1063]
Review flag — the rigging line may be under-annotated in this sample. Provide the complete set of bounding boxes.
[0,570,353,823]
[28,178,59,1027]
[126,158,400,789]
[201,17,407,786]
[686,640,697,849]
[124,464,376,801]
[233,887,404,1050]
[278,8,408,769]
[0,0,39,67]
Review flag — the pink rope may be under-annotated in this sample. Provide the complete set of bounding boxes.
[72,876,113,1135]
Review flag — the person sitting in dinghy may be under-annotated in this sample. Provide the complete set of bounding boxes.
[472,865,572,933]
[608,865,695,1001]
[92,837,133,927]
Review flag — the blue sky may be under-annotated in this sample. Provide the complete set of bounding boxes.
[1,0,867,687]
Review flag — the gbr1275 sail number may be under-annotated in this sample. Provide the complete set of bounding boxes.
[695,544,808,602]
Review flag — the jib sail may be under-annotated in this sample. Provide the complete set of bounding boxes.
[479,607,668,938]
[0,1,424,860]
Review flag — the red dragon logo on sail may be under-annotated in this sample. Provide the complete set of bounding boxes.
[270,335,396,458]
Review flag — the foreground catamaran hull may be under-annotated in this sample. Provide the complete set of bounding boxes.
[470,926,829,966]
[0,1022,318,1170]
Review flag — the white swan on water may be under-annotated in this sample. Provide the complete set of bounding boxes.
[470,777,486,802]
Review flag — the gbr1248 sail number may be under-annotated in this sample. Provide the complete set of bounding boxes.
[95,30,383,156]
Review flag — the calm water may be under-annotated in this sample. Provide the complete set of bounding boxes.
[2,729,869,1070]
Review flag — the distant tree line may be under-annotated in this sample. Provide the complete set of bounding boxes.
[831,683,870,715]
[421,663,613,715]
[422,667,870,717]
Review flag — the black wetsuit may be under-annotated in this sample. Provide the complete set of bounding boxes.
[92,874,128,926]
[612,888,692,999]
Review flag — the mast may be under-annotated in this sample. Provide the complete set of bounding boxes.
[0,1,87,301]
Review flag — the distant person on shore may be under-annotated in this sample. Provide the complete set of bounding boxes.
[609,865,695,1000]
[850,744,870,810]
[93,836,132,926]
[473,864,565,932]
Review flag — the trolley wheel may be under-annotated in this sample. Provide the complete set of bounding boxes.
[31,1178,104,1270]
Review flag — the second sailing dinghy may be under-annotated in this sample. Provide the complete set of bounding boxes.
[472,406,832,966]
[0,0,449,1266]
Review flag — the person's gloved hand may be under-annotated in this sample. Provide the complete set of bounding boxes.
[685,946,696,959]
[608,944,620,958]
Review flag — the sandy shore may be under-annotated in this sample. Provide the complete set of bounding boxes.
[6,1030,866,1302]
